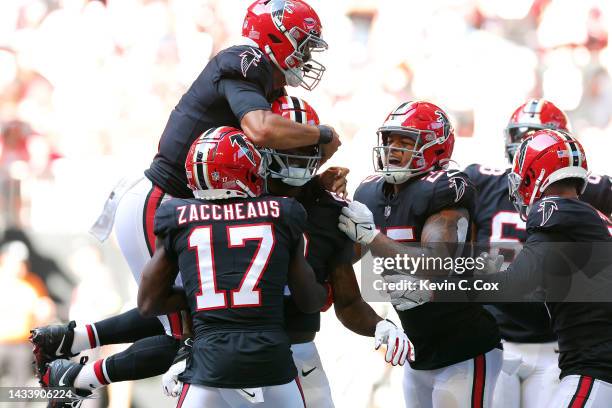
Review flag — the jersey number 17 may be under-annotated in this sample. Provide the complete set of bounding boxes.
[189,224,274,310]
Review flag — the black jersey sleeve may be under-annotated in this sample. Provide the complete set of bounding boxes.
[425,171,477,217]
[463,164,483,188]
[153,200,179,260]
[581,174,612,216]
[322,195,354,268]
[214,45,274,121]
[217,79,271,121]
[474,230,563,302]
[216,46,274,89]
[279,198,308,252]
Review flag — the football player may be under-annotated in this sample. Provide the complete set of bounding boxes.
[138,126,329,407]
[31,0,345,397]
[463,99,612,408]
[473,130,612,407]
[160,96,413,407]
[338,101,503,407]
[384,129,612,407]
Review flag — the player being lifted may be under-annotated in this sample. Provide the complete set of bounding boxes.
[338,101,502,407]
[160,96,413,407]
[30,0,347,400]
[463,99,612,408]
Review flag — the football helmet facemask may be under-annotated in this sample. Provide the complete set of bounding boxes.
[374,101,455,184]
[261,96,321,187]
[243,0,328,90]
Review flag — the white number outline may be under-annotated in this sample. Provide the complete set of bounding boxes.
[188,223,275,310]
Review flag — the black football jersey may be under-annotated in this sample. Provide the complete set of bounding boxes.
[354,170,500,370]
[154,195,305,388]
[523,198,612,383]
[581,174,612,216]
[283,180,354,333]
[145,45,285,198]
[465,164,612,343]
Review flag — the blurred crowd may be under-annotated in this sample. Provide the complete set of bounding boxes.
[0,0,611,407]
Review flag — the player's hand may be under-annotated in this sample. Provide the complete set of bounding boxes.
[382,273,433,311]
[318,166,349,199]
[374,319,414,365]
[338,201,379,244]
[319,125,341,164]
[162,359,185,397]
[476,252,504,275]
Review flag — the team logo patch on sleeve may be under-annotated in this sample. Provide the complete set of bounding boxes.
[240,47,263,78]
[449,176,467,203]
[538,200,559,226]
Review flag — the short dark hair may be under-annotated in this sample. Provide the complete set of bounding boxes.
[550,177,584,194]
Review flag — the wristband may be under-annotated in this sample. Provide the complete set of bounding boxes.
[317,125,333,144]
[384,318,396,327]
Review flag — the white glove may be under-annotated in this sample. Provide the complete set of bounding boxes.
[382,273,433,311]
[374,319,415,365]
[476,252,505,275]
[338,201,379,244]
[162,359,186,397]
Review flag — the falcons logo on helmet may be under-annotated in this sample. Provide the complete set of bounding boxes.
[435,110,451,139]
[271,0,295,25]
[449,176,466,203]
[538,200,559,226]
[240,47,262,78]
[229,134,257,166]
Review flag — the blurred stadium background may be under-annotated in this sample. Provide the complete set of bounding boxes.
[0,0,611,407]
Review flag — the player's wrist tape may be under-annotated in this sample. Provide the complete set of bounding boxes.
[317,125,333,144]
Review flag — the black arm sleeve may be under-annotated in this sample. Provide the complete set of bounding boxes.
[217,79,271,121]
[475,231,569,302]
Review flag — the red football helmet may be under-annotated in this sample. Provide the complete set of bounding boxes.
[243,0,327,90]
[263,96,321,186]
[185,126,265,199]
[505,99,571,162]
[374,101,455,184]
[508,129,588,220]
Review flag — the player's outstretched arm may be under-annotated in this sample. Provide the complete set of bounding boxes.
[241,110,340,163]
[330,262,381,336]
[330,262,414,365]
[138,238,187,318]
[287,239,328,314]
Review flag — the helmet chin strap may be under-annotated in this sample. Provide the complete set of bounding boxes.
[236,180,257,198]
[264,45,306,88]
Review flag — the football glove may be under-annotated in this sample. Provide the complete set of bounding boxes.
[382,273,433,311]
[374,319,414,365]
[162,338,191,397]
[338,201,379,245]
[476,252,505,275]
